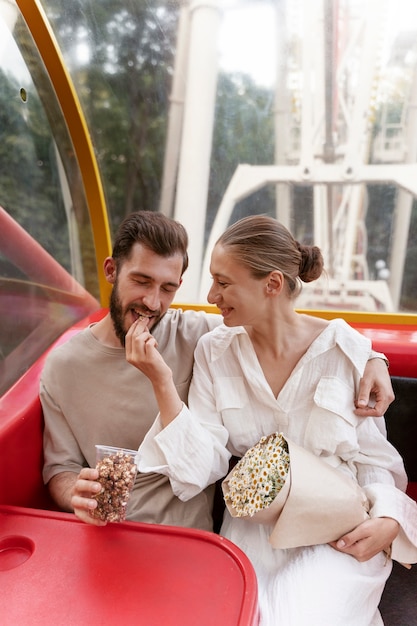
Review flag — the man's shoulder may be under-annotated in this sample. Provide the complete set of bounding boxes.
[42,326,91,369]
[152,308,221,351]
[164,307,221,333]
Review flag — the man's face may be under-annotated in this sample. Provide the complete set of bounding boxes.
[108,242,183,346]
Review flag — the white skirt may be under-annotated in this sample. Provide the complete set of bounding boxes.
[221,512,392,626]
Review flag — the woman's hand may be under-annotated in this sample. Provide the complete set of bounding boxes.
[330,517,399,561]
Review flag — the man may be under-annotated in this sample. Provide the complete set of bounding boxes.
[41,211,393,530]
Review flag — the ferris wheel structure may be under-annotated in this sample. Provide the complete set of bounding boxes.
[163,0,417,310]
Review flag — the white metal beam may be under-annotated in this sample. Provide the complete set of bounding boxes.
[159,2,191,217]
[198,161,417,300]
[173,0,222,302]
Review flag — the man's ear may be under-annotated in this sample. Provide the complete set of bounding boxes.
[104,257,117,284]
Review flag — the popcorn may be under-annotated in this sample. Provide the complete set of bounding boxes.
[90,447,137,522]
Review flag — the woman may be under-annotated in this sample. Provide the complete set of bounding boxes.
[132,215,417,625]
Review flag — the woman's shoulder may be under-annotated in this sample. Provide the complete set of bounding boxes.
[195,323,244,355]
[303,315,362,338]
[326,317,372,366]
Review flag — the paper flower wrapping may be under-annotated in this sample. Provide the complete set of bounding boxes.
[222,432,370,549]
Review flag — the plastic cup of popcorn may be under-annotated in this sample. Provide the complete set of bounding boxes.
[90,445,138,523]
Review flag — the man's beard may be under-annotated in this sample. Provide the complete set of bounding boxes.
[109,283,127,346]
[109,282,163,347]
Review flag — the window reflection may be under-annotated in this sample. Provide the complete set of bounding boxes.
[0,4,98,395]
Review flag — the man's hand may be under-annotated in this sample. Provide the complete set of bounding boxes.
[355,358,394,417]
[125,315,182,427]
[48,469,106,526]
[330,517,399,562]
[125,317,171,384]
[70,468,107,526]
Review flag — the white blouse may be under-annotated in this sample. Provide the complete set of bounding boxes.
[138,318,417,562]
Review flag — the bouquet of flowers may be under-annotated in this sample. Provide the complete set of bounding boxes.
[222,432,370,549]
[223,432,290,520]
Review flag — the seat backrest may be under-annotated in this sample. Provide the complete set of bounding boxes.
[384,377,417,485]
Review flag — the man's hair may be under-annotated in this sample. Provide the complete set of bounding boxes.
[112,210,189,274]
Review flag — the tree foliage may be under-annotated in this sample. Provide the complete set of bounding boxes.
[44,0,178,233]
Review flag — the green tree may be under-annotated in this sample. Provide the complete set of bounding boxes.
[44,0,178,232]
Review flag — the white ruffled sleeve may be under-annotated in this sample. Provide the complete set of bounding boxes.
[364,483,417,565]
[137,403,230,501]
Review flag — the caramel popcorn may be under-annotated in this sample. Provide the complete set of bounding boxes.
[90,449,137,522]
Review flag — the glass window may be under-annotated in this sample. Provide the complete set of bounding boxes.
[0,2,98,395]
[38,0,417,311]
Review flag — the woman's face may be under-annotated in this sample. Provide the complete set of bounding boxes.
[207,243,267,326]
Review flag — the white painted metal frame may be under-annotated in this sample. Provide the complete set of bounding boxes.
[167,0,417,309]
[198,161,417,302]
